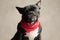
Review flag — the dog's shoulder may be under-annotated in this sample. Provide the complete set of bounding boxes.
[17,22,26,33]
[38,24,42,33]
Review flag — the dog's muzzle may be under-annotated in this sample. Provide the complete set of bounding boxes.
[27,14,37,22]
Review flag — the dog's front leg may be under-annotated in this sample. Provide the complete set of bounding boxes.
[11,31,22,40]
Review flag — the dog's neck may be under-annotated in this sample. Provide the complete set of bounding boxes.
[21,20,40,33]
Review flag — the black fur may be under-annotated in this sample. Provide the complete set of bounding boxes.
[11,0,42,40]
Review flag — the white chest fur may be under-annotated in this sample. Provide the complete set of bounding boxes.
[25,27,39,40]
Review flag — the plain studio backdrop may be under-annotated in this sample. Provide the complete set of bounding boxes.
[0,0,60,40]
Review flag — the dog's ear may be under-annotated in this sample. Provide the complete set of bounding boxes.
[16,7,24,14]
[36,0,41,9]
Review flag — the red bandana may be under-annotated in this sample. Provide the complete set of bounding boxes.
[21,20,40,33]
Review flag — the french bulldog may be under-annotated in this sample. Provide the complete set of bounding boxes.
[11,0,42,40]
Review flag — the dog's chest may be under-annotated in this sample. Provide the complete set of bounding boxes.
[25,27,39,40]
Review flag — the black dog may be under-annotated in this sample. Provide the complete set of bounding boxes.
[11,0,42,40]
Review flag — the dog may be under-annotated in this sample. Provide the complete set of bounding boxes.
[11,0,42,40]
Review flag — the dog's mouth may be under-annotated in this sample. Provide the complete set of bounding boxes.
[27,16,37,23]
[21,20,36,26]
[32,16,37,21]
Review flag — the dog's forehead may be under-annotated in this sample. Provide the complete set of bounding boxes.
[25,5,39,11]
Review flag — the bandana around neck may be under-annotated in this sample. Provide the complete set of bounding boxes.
[21,20,40,33]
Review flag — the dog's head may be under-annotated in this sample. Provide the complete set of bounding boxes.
[16,0,41,23]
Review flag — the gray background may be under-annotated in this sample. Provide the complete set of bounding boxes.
[0,0,60,40]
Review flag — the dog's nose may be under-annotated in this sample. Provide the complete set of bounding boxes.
[29,11,36,16]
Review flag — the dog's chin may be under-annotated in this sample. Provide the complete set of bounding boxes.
[27,22,35,25]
